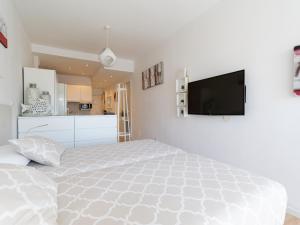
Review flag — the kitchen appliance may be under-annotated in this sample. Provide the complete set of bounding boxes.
[79,103,92,111]
[23,67,57,114]
[188,70,246,115]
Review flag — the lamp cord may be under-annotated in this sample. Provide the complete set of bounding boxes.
[105,26,110,48]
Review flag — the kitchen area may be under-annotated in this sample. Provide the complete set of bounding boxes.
[18,55,132,148]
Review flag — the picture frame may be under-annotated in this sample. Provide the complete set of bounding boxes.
[294,45,300,95]
[0,18,8,48]
[142,62,164,90]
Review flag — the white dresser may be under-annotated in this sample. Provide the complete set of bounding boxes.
[74,115,117,148]
[18,115,118,148]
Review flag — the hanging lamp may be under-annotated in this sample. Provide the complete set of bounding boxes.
[99,25,117,67]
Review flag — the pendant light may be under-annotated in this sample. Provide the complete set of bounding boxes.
[99,25,117,67]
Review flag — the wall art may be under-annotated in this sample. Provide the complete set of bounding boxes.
[0,18,8,48]
[142,62,164,90]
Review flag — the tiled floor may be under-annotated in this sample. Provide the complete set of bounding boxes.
[285,214,300,225]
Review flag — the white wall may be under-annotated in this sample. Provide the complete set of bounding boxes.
[57,74,91,86]
[0,0,32,140]
[132,0,300,216]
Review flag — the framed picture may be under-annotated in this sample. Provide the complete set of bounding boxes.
[294,46,300,95]
[142,62,164,90]
[0,19,8,48]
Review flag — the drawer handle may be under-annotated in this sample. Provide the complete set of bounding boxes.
[26,124,49,135]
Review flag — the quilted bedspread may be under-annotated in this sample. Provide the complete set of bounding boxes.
[55,153,287,225]
[30,139,183,178]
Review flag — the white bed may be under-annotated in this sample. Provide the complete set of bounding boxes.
[30,139,183,178]
[28,139,287,225]
[0,106,286,225]
[55,152,287,225]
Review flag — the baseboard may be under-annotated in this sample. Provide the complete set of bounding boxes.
[287,205,300,218]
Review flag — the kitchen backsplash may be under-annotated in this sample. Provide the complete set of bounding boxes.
[67,102,91,115]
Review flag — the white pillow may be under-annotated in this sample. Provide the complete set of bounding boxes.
[0,164,57,225]
[0,144,30,166]
[9,136,65,167]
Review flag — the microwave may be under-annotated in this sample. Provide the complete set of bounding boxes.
[79,103,92,111]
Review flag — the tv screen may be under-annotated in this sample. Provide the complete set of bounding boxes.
[188,70,245,115]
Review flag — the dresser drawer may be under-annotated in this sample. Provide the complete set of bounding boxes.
[18,130,74,146]
[75,127,116,140]
[75,137,117,148]
[18,116,74,133]
[75,115,117,129]
[17,116,118,149]
[18,116,75,148]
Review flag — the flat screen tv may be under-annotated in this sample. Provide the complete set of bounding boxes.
[188,70,246,115]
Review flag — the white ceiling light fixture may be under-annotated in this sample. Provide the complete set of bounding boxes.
[99,25,117,67]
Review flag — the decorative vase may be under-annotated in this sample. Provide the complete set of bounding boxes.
[40,91,51,114]
[26,83,40,105]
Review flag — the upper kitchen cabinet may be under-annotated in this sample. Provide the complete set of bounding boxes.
[80,86,92,103]
[67,85,81,102]
[67,85,92,103]
[23,67,57,114]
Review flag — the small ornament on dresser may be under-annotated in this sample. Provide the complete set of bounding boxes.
[26,83,40,105]
[40,91,51,114]
[21,98,49,116]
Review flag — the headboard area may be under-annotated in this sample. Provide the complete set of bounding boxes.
[0,104,12,145]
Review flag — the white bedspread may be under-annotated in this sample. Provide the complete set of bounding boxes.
[55,153,287,225]
[30,139,183,178]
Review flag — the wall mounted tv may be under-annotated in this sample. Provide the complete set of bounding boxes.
[188,70,246,115]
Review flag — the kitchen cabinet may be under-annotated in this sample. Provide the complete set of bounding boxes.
[67,85,92,103]
[80,86,92,103]
[67,85,81,102]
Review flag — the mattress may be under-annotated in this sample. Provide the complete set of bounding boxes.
[55,153,287,225]
[30,139,183,178]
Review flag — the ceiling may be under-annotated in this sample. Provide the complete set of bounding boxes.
[38,54,131,89]
[92,69,131,89]
[38,54,100,76]
[13,0,220,59]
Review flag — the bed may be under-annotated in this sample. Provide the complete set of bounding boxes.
[29,139,183,178]
[0,103,287,225]
[55,152,287,225]
[29,139,287,225]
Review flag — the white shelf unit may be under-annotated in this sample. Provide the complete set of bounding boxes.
[176,76,189,117]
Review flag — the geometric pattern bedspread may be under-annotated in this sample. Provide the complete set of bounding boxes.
[30,139,183,178]
[55,153,287,225]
